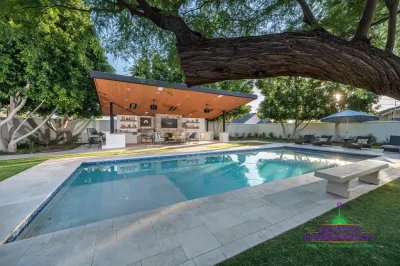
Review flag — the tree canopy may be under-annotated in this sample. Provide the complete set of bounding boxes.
[0,0,112,119]
[3,0,398,98]
[257,77,379,138]
[0,0,112,151]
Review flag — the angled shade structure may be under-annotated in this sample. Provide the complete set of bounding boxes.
[320,109,379,138]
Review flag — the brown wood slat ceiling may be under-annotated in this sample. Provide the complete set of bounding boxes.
[93,78,255,119]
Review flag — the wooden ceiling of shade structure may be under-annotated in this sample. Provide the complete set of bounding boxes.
[91,72,257,119]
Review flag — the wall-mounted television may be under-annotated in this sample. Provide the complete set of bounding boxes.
[161,118,178,128]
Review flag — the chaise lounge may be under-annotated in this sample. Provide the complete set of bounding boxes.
[312,135,333,146]
[295,134,314,145]
[348,136,372,150]
[381,135,400,153]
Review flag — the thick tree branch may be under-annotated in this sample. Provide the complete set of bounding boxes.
[296,0,320,28]
[115,0,146,18]
[353,0,379,42]
[178,31,400,100]
[385,0,399,52]
[12,108,57,144]
[117,0,205,45]
[11,100,44,141]
[0,98,27,128]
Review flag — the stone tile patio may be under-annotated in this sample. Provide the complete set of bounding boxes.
[0,144,400,266]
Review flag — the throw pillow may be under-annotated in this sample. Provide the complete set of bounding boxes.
[357,139,368,145]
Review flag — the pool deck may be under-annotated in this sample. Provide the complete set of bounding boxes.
[0,143,399,266]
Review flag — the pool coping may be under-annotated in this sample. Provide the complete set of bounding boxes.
[0,143,383,244]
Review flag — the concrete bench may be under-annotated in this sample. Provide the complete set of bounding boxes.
[314,160,389,198]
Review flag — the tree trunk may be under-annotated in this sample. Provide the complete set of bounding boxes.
[279,121,288,139]
[334,122,340,140]
[291,122,298,139]
[177,30,400,99]
[7,108,57,152]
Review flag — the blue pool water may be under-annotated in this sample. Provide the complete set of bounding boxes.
[17,148,369,239]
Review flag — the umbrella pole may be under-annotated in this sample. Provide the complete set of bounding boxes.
[346,117,348,138]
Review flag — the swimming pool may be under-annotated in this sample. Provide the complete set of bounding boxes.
[17,148,370,240]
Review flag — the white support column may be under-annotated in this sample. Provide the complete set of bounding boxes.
[219,132,229,143]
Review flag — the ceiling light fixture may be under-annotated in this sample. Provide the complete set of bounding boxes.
[150,99,158,110]
[204,104,213,113]
[218,95,223,98]
[124,98,129,101]
[158,87,164,91]
[169,106,177,112]
[145,112,148,114]
[129,103,137,109]
[126,88,131,91]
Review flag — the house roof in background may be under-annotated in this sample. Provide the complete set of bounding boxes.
[379,106,400,116]
[231,113,257,124]
[257,119,270,124]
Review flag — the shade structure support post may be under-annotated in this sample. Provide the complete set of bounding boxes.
[222,110,226,132]
[110,102,114,133]
[206,119,209,131]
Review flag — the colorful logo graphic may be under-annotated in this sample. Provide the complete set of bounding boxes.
[304,202,374,247]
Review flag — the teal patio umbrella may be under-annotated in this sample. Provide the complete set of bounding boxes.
[320,109,379,138]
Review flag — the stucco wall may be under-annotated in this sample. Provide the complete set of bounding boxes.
[0,118,115,144]
[211,121,400,142]
[2,118,400,144]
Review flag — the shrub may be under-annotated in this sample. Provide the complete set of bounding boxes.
[247,132,253,138]
[254,132,259,138]
[241,132,246,139]
[234,132,240,138]
[261,132,266,139]
[268,132,275,138]
[368,133,377,143]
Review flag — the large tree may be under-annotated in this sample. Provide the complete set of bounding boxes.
[257,77,379,138]
[0,0,112,152]
[3,0,399,98]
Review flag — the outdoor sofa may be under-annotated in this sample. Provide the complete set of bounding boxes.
[312,135,333,146]
[295,134,314,145]
[381,135,400,153]
[348,136,372,150]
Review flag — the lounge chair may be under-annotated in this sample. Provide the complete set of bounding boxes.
[295,134,314,145]
[152,133,165,144]
[187,132,199,143]
[348,136,372,150]
[381,135,400,153]
[312,135,333,146]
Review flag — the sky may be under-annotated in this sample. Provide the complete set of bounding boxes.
[106,53,396,113]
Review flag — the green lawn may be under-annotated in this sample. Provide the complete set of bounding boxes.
[219,178,400,266]
[0,147,176,182]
